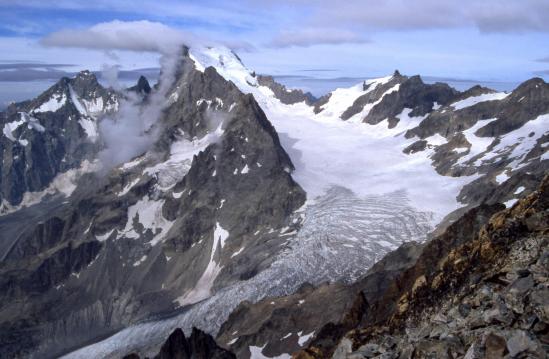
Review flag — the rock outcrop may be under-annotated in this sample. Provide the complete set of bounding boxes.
[257,75,317,105]
[296,176,549,358]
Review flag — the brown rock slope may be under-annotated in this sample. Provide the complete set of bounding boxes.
[297,175,549,358]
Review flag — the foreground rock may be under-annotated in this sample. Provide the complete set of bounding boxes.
[124,327,235,359]
[295,176,549,358]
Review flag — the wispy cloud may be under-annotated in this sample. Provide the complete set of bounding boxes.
[269,28,369,48]
[40,20,255,54]
[0,62,74,70]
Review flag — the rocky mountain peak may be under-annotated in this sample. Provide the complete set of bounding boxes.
[128,75,152,94]
[70,70,102,94]
[392,69,405,81]
[506,77,549,102]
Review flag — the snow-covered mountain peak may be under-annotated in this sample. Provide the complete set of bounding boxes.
[1,44,547,359]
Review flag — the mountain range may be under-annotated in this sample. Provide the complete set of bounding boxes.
[0,46,547,359]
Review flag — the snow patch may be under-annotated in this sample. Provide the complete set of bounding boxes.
[118,196,174,245]
[133,255,147,267]
[117,178,140,197]
[2,116,26,141]
[451,92,509,110]
[144,124,224,191]
[227,337,238,345]
[0,160,98,215]
[456,118,498,165]
[475,113,549,169]
[495,171,509,184]
[33,92,66,113]
[249,344,291,359]
[96,229,115,242]
[214,222,229,248]
[78,117,98,138]
[231,247,244,258]
[297,331,315,346]
[175,221,228,306]
[3,112,45,142]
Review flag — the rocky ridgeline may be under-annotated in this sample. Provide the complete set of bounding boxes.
[257,75,317,105]
[294,176,548,359]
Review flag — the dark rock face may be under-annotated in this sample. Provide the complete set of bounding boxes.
[313,93,331,114]
[363,75,459,125]
[124,327,235,359]
[128,75,152,95]
[0,49,305,358]
[257,75,317,105]
[295,176,549,359]
[340,71,407,121]
[407,78,549,141]
[478,77,549,137]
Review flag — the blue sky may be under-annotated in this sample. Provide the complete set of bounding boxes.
[0,0,548,84]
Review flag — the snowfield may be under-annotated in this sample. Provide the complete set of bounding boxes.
[450,91,509,110]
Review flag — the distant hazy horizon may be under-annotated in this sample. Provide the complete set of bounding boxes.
[0,71,525,111]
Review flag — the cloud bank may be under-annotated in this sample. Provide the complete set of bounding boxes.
[41,20,193,54]
[40,21,187,169]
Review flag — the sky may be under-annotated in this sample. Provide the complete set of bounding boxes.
[0,0,548,97]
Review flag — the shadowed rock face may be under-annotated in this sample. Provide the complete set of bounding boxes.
[127,76,152,95]
[124,328,235,359]
[294,176,549,359]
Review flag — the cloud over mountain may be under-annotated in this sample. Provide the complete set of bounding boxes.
[41,20,194,54]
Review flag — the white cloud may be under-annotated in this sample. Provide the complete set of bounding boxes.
[41,20,196,55]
